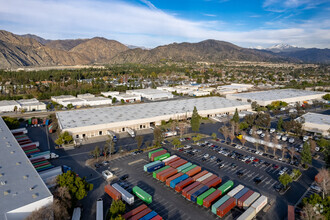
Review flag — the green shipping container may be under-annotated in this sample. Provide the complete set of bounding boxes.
[148,148,163,158]
[153,153,170,161]
[132,186,152,204]
[181,164,197,173]
[153,166,170,178]
[28,118,32,125]
[177,162,192,172]
[217,180,234,194]
[197,188,216,206]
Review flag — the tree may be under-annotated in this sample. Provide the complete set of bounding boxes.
[153,127,163,147]
[301,142,312,165]
[56,170,93,202]
[232,108,239,124]
[3,117,20,129]
[212,132,217,140]
[289,147,295,162]
[172,138,182,148]
[103,144,109,161]
[55,131,73,146]
[105,137,115,158]
[178,122,186,137]
[93,146,101,161]
[108,200,126,220]
[264,131,270,154]
[240,131,247,147]
[112,97,117,104]
[220,126,229,142]
[273,136,278,157]
[239,122,249,130]
[191,106,201,132]
[279,173,293,189]
[310,140,317,154]
[229,124,236,145]
[277,117,283,131]
[301,203,314,220]
[244,114,256,127]
[135,135,144,150]
[13,105,18,114]
[192,134,203,143]
[317,168,330,199]
[145,140,151,148]
[281,147,286,160]
[252,132,259,152]
[67,103,74,109]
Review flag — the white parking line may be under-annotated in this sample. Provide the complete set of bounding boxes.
[261,177,269,186]
[268,180,277,189]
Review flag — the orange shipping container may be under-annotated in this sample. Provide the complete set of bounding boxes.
[186,166,202,177]
[166,173,184,186]
[192,170,209,181]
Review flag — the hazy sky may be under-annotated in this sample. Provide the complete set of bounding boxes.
[0,0,329,48]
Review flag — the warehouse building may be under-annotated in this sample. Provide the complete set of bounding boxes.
[56,97,251,139]
[0,99,46,113]
[217,83,254,95]
[226,89,326,106]
[127,89,174,101]
[101,91,120,97]
[0,118,53,220]
[297,112,330,136]
[111,93,141,103]
[51,94,112,107]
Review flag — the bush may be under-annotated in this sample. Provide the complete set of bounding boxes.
[2,117,20,129]
[55,131,73,145]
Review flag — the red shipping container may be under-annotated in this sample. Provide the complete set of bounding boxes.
[166,172,184,186]
[192,170,208,181]
[175,177,194,192]
[186,166,202,177]
[237,190,254,209]
[203,189,222,208]
[182,182,200,198]
[156,167,175,180]
[104,185,121,201]
[217,197,236,218]
[128,207,152,220]
[288,205,295,220]
[205,177,222,188]
[150,150,167,161]
[159,169,178,182]
[150,215,163,220]
[165,157,180,166]
[186,184,205,200]
[170,159,187,169]
[201,174,217,185]
[122,204,148,219]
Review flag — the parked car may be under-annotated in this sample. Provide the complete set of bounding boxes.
[216,158,223,164]
[236,170,244,177]
[203,153,209,158]
[270,128,276,133]
[282,136,288,141]
[310,184,322,192]
[289,138,295,143]
[260,133,265,138]
[257,130,263,135]
[120,174,129,180]
[102,170,113,180]
[276,134,282,140]
[102,161,110,166]
[274,183,284,192]
[218,163,225,169]
[253,177,262,184]
[210,156,217,161]
[303,136,309,142]
[231,163,237,168]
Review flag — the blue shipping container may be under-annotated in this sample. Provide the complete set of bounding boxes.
[45,119,50,126]
[233,187,249,202]
[147,162,165,173]
[138,211,158,220]
[170,174,189,188]
[191,185,209,202]
[144,161,161,172]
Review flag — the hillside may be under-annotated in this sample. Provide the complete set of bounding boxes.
[277,48,330,64]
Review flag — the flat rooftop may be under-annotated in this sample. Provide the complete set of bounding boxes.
[0,100,18,107]
[300,112,330,126]
[227,89,325,101]
[0,118,52,218]
[57,97,250,129]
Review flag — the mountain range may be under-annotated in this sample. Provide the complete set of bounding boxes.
[0,30,329,68]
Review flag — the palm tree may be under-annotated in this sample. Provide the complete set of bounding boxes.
[229,124,236,145]
[289,147,295,162]
[273,136,278,157]
[252,132,259,152]
[220,126,229,143]
[281,147,286,160]
[264,131,270,154]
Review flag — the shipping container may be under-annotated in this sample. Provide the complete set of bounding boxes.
[182,182,201,198]
[288,205,295,220]
[28,118,32,125]
[243,192,260,210]
[104,185,121,201]
[181,164,197,174]
[153,166,170,179]
[233,188,249,203]
[236,206,256,220]
[112,183,135,205]
[227,184,244,197]
[186,166,202,177]
[150,215,163,220]
[203,189,222,208]
[166,173,184,186]
[139,211,158,220]
[175,177,194,193]
[170,174,189,188]
[251,195,267,213]
[169,159,187,169]
[144,161,162,172]
[177,162,192,172]
[96,198,103,220]
[153,153,170,162]
[197,188,216,206]
[201,174,217,185]
[122,204,148,219]
[186,184,205,200]
[191,185,210,203]
[162,155,177,163]
[159,169,178,182]
[211,195,230,214]
[148,148,163,158]
[192,170,208,181]
[146,162,165,173]
[132,186,152,204]
[128,208,152,220]
[205,177,222,188]
[150,150,167,161]
[156,167,175,180]
[196,173,213,182]
[237,190,254,209]
[216,197,236,218]
[164,156,180,166]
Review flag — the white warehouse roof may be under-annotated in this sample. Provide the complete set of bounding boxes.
[0,118,53,220]
[301,112,330,126]
[57,97,250,130]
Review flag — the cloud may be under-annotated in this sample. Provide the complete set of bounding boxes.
[0,0,329,48]
[203,13,217,17]
[263,0,328,12]
[140,0,157,10]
